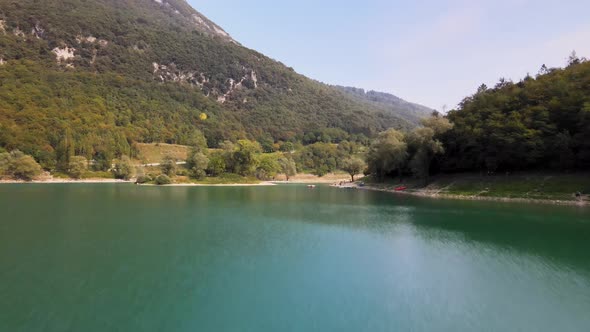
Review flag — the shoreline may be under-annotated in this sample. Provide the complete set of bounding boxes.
[0,178,131,184]
[144,182,275,187]
[354,184,588,207]
[0,172,352,186]
[0,179,335,186]
[2,177,587,206]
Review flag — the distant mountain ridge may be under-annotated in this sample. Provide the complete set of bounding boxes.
[334,86,434,125]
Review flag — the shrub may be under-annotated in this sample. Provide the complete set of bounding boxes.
[135,175,152,184]
[155,174,172,185]
[113,155,134,180]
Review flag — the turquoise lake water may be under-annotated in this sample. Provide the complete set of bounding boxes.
[0,184,589,331]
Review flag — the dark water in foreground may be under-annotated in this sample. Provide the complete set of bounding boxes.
[0,184,589,331]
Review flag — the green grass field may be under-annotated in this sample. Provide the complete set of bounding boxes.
[135,143,190,164]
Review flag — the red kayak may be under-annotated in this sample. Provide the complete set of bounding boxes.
[395,186,407,191]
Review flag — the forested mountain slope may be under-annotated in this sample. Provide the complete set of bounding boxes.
[0,0,419,164]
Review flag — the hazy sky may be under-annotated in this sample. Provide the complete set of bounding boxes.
[189,0,590,110]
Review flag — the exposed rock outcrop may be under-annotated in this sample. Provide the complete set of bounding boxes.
[52,47,76,65]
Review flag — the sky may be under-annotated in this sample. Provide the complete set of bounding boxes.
[189,0,590,110]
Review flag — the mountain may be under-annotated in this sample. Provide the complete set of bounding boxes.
[334,86,434,125]
[0,0,425,165]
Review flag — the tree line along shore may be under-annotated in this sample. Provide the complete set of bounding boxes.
[2,54,590,203]
[0,137,362,186]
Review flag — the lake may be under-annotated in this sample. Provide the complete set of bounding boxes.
[0,184,589,331]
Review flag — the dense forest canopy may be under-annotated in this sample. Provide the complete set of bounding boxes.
[440,54,590,173]
[366,54,590,182]
[0,0,422,170]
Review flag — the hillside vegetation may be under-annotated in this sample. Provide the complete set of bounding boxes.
[364,55,590,200]
[0,0,420,169]
[440,55,590,172]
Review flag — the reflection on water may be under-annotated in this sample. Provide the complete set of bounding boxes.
[0,184,589,332]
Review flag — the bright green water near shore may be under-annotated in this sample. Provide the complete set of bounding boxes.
[0,184,589,331]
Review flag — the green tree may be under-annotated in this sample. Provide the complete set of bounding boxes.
[337,140,359,156]
[0,152,10,177]
[278,156,297,181]
[160,155,177,176]
[207,152,227,176]
[68,156,88,179]
[296,142,338,177]
[218,140,236,172]
[233,140,262,176]
[341,157,366,182]
[187,129,208,152]
[186,150,209,180]
[55,128,75,172]
[279,142,294,153]
[11,155,43,181]
[367,129,408,180]
[440,58,590,172]
[256,154,280,180]
[258,135,276,153]
[93,149,114,172]
[406,117,450,181]
[3,150,42,181]
[421,115,453,136]
[113,155,134,180]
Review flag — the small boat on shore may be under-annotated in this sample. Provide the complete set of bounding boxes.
[307,185,316,189]
[395,186,407,191]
